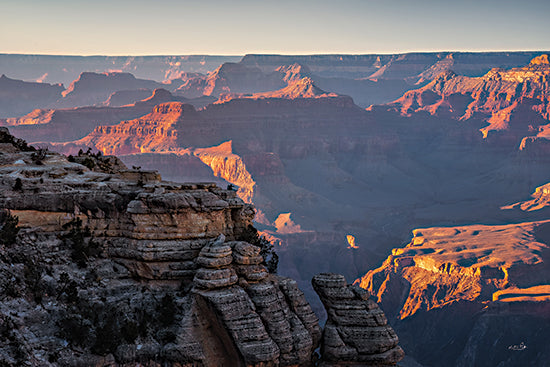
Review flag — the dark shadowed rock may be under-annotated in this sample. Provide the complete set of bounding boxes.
[312,273,404,366]
[0,74,64,118]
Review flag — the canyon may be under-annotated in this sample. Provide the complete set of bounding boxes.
[2,51,550,366]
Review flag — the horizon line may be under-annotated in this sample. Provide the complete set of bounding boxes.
[2,49,550,58]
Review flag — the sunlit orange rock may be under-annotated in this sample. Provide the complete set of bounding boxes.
[357,220,550,320]
[385,55,550,141]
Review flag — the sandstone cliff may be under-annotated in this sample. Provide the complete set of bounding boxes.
[313,273,404,366]
[215,77,338,103]
[0,89,210,144]
[176,62,286,99]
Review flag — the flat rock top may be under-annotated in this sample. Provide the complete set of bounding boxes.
[0,128,242,218]
[493,284,550,303]
[391,220,550,271]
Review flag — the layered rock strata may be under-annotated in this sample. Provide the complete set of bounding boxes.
[193,234,238,289]
[1,128,403,366]
[383,55,550,143]
[0,127,321,365]
[230,240,268,282]
[190,234,322,366]
[357,221,550,320]
[312,273,404,366]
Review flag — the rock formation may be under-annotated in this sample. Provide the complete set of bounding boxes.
[313,273,404,366]
[56,72,164,108]
[193,235,238,289]
[358,221,550,320]
[502,182,550,212]
[0,89,210,144]
[215,77,338,103]
[192,240,322,366]
[176,62,286,98]
[384,55,550,143]
[356,220,550,366]
[0,127,402,366]
[175,60,411,108]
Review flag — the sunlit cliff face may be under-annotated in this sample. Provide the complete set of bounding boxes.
[347,234,358,249]
[194,141,256,203]
[386,55,550,139]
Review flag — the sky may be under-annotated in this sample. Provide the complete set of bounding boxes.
[2,0,550,56]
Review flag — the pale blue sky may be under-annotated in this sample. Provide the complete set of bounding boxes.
[2,0,549,55]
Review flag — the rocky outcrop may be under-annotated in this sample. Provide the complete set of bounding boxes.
[230,240,268,281]
[313,273,404,366]
[215,77,338,103]
[194,269,321,366]
[176,62,286,98]
[0,127,404,366]
[358,221,550,320]
[194,141,256,203]
[0,127,302,365]
[193,235,238,289]
[502,182,550,212]
[67,102,196,155]
[1,104,154,143]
